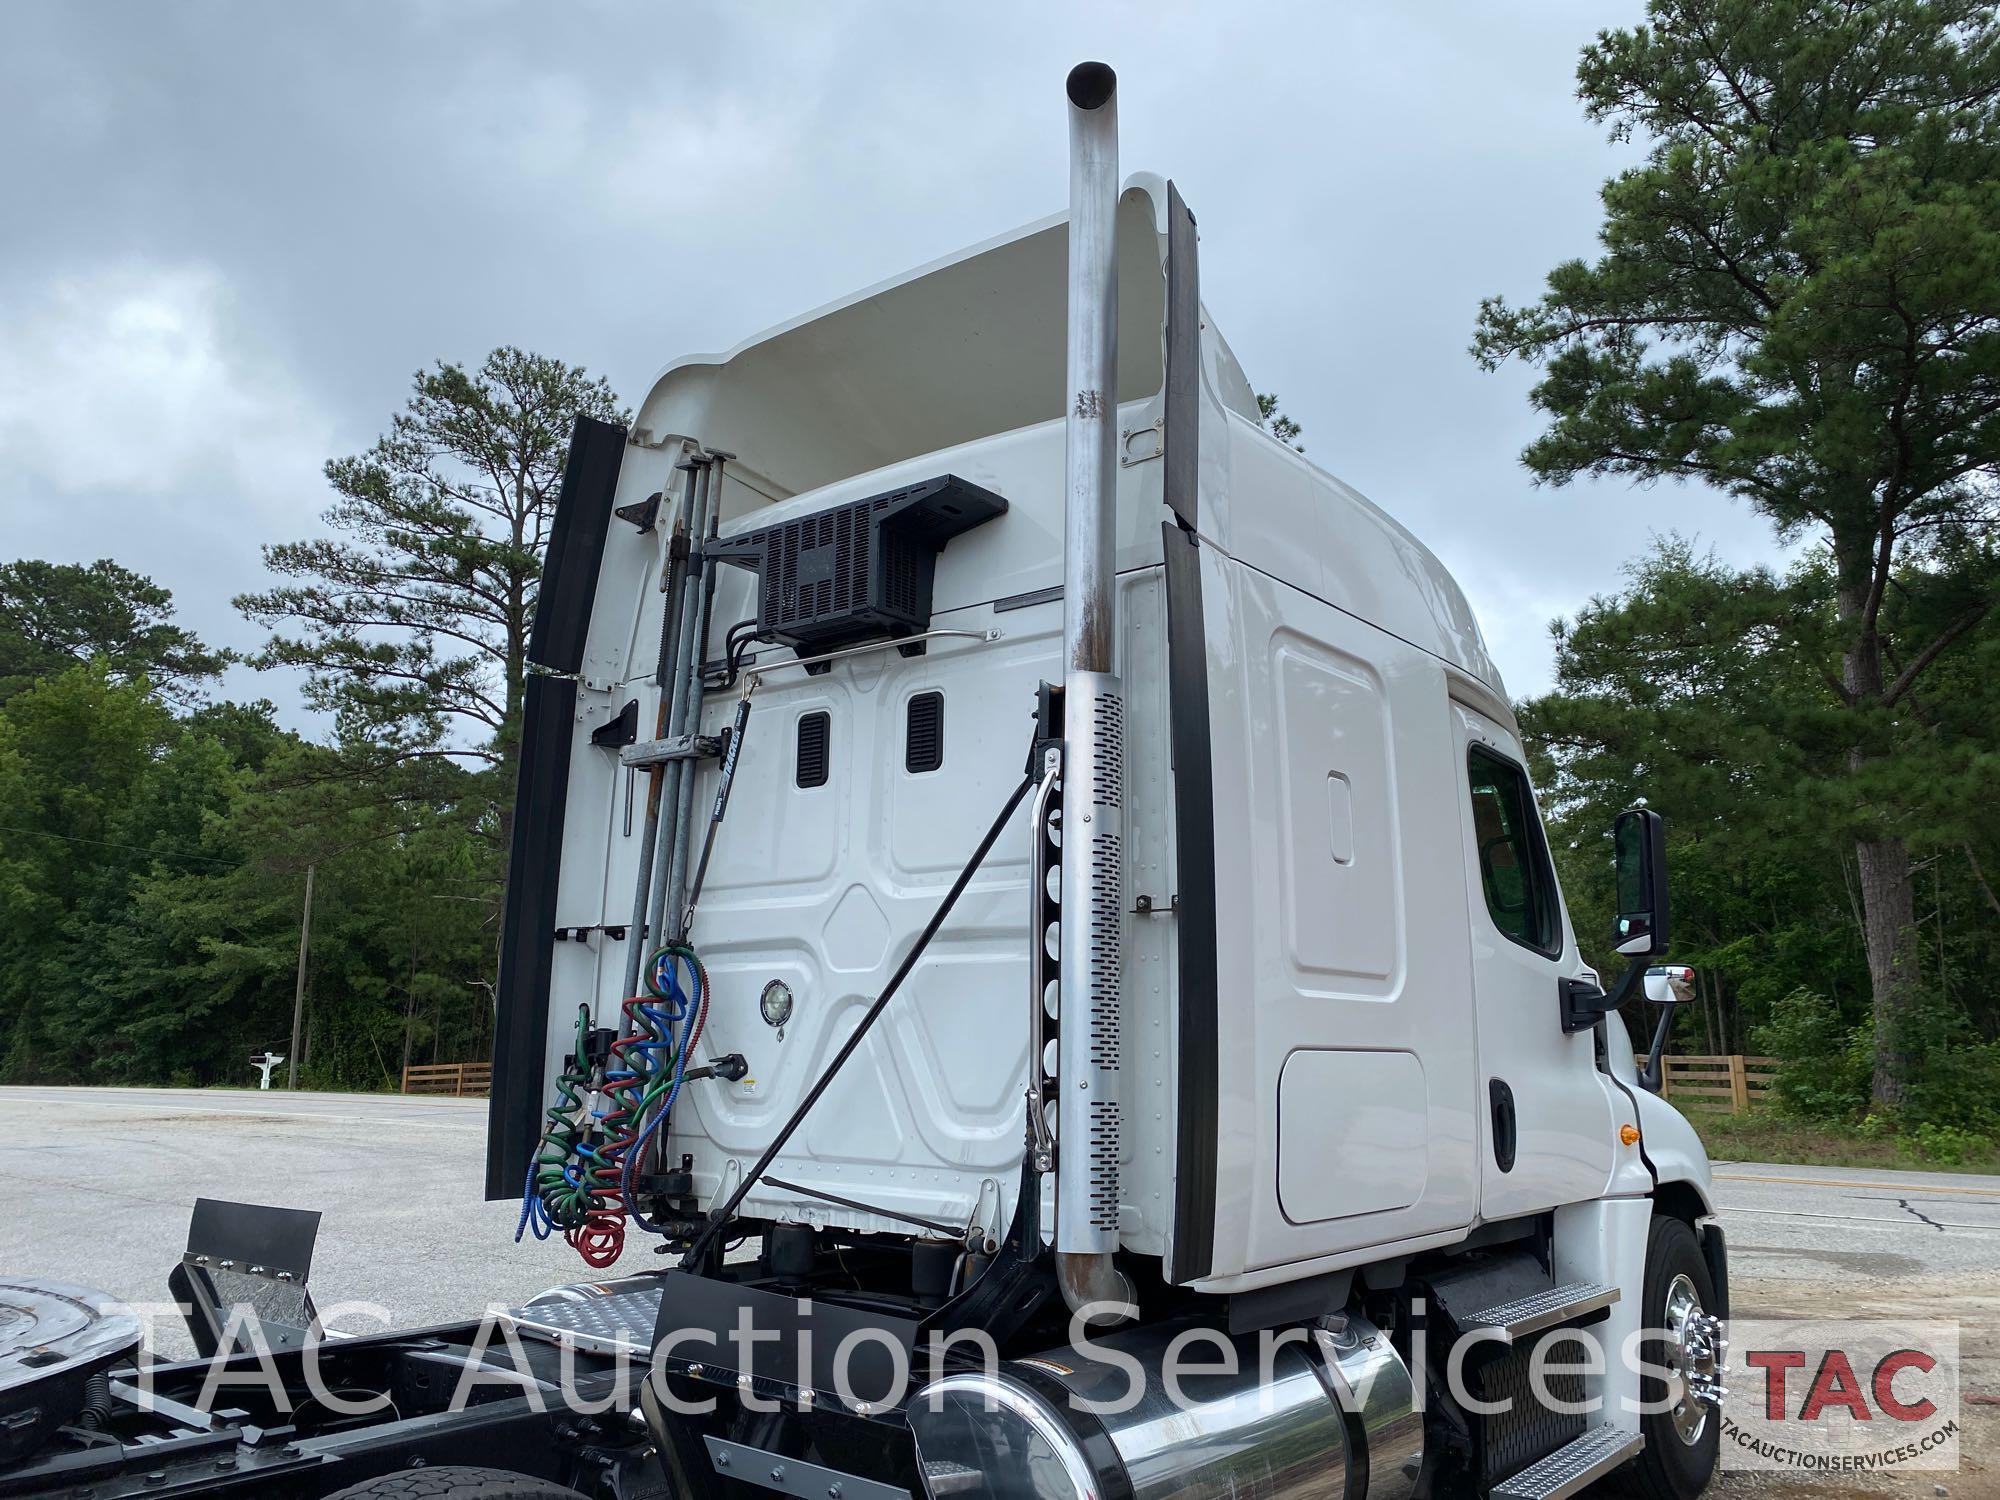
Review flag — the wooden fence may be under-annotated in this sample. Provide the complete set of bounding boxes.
[401,1061,492,1097]
[1635,1054,1777,1113]
[403,1056,1773,1109]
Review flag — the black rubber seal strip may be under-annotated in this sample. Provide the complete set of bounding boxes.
[1163,522,1219,1284]
[528,416,626,673]
[485,673,578,1198]
[1702,1223,1730,1319]
[1163,180,1200,531]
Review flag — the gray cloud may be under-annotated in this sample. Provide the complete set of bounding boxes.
[0,0,1796,723]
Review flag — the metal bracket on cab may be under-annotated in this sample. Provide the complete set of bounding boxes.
[1120,416,1164,467]
[620,733,723,770]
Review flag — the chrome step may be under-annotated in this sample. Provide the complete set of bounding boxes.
[1464,1281,1619,1340]
[1492,1423,1644,1500]
[919,1459,983,1497]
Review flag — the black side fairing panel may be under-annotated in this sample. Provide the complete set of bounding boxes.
[486,672,579,1199]
[1162,180,1220,1284]
[529,416,626,672]
[486,416,624,1199]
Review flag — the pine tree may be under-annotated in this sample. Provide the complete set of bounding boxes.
[236,348,626,857]
[1475,0,2000,1104]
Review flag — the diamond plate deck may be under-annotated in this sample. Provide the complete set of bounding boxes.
[498,1286,665,1356]
[1463,1281,1619,1339]
[1491,1423,1644,1500]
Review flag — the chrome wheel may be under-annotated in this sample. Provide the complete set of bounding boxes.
[1662,1272,1728,1445]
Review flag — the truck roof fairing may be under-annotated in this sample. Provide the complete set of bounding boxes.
[625,171,1505,702]
[629,172,1258,513]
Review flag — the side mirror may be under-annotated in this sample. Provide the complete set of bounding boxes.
[1613,808,1671,956]
[1637,964,1694,1094]
[1643,965,1694,1006]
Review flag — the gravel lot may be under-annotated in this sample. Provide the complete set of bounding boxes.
[0,1086,590,1358]
[1,1087,1995,1494]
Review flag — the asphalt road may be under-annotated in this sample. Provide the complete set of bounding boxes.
[2,1088,1995,1492]
[1711,1158,2000,1280]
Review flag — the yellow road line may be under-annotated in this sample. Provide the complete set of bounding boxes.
[1716,1171,2000,1198]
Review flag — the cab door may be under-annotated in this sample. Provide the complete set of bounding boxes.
[1453,703,1617,1220]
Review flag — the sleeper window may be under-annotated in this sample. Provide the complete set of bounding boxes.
[1467,746,1561,957]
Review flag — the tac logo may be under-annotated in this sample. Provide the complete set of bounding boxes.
[1721,1319,1960,1473]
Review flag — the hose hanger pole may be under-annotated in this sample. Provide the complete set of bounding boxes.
[666,449,734,944]
[645,456,713,953]
[622,452,702,1002]
[628,453,714,1196]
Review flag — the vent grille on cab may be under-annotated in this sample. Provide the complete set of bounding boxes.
[796,711,830,789]
[906,691,944,774]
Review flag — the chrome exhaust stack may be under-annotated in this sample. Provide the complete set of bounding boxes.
[1055,60,1135,1326]
[1062,60,1120,682]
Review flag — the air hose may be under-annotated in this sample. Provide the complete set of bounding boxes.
[516,1006,600,1244]
[625,945,709,1230]
[518,949,709,1266]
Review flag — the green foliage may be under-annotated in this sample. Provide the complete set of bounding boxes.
[1255,392,1304,451]
[1755,989,1874,1121]
[1475,0,2000,551]
[1752,983,2000,1142]
[1912,1122,1992,1164]
[1529,533,2000,1101]
[0,668,506,1088]
[0,347,625,1091]
[1482,0,2000,1104]
[0,558,225,708]
[1681,1104,2000,1172]
[1883,988,2000,1132]
[1523,539,1869,1048]
[0,590,507,1089]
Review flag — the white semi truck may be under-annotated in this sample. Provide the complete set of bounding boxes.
[0,64,1726,1500]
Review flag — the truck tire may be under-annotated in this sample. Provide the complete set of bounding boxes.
[320,1467,589,1499]
[1617,1216,1723,1500]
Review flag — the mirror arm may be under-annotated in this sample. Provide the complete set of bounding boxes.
[1639,996,1673,1094]
[1605,951,1647,1013]
[1560,954,1647,1035]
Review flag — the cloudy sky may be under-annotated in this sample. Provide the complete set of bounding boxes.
[1,0,1792,725]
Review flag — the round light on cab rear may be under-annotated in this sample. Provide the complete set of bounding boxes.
[1620,1124,1642,1146]
[760,979,794,1029]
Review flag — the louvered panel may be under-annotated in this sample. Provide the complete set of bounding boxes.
[906,691,944,774]
[796,710,830,789]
